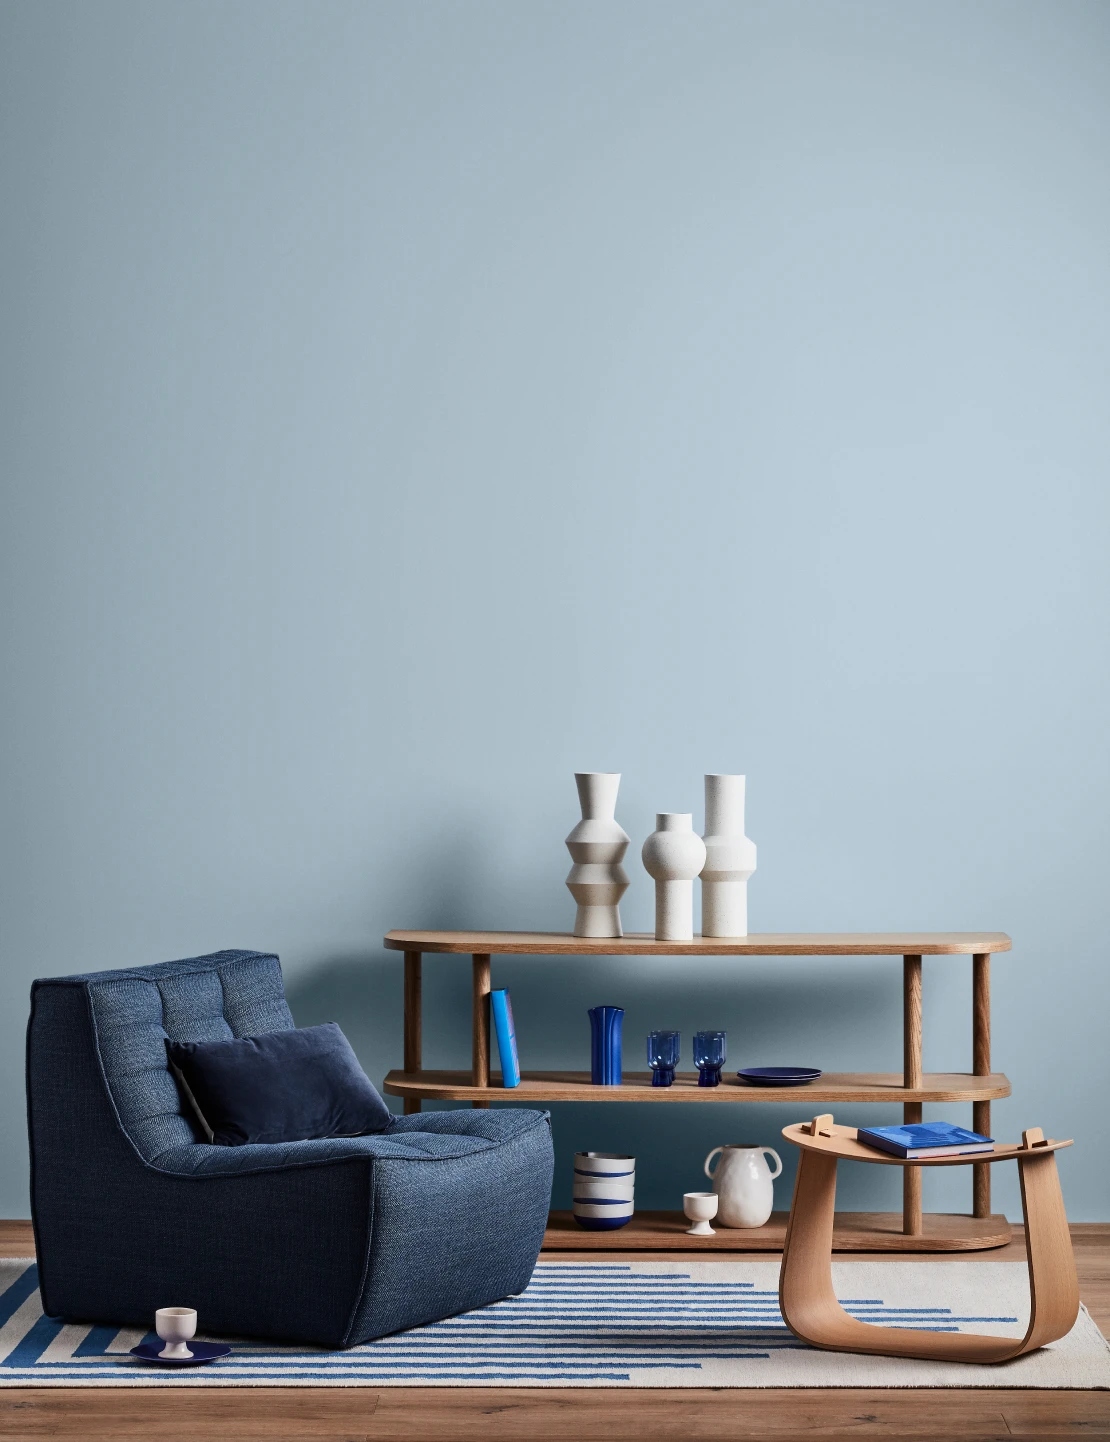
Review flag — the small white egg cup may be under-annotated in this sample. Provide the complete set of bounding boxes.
[683,1190,719,1236]
[156,1306,197,1359]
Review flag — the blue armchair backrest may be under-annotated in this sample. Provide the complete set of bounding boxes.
[31,950,294,1163]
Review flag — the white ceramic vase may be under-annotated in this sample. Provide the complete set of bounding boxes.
[641,814,707,942]
[565,773,631,939]
[704,1144,783,1228]
[700,774,757,938]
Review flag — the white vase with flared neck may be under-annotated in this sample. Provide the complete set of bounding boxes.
[641,813,707,942]
[700,774,757,937]
[565,773,630,938]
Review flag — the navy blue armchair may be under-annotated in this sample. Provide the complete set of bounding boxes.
[26,949,553,1347]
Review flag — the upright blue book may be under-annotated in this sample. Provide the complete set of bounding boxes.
[857,1122,993,1159]
[490,988,520,1088]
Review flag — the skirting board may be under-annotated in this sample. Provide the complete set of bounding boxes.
[544,1210,1012,1251]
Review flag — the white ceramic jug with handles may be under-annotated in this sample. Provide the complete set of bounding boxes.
[704,1144,783,1227]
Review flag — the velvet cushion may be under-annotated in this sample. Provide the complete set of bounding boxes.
[166,1022,391,1146]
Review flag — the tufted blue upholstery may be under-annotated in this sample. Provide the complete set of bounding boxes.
[80,951,295,1161]
[27,951,553,1347]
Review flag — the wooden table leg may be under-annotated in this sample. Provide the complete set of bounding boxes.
[403,951,422,1116]
[973,952,991,1218]
[472,953,491,1108]
[1017,1135,1080,1350]
[903,954,923,1235]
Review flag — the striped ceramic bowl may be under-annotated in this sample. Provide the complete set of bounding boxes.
[572,1152,635,1230]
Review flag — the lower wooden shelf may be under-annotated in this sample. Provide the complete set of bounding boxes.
[543,1209,1012,1252]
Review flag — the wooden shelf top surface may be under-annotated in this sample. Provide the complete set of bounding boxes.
[383,1069,1012,1104]
[782,1120,1072,1167]
[384,930,1012,956]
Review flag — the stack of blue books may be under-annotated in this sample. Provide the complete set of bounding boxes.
[856,1122,994,1159]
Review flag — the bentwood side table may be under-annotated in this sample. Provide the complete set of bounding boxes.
[779,1115,1078,1362]
[383,929,1013,1252]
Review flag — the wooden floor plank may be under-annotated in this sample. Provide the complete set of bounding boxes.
[1,1221,1108,1440]
[3,1387,1109,1440]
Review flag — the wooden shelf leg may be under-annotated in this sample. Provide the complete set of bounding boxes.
[403,951,422,1116]
[903,954,923,1235]
[973,952,991,1218]
[472,953,491,1108]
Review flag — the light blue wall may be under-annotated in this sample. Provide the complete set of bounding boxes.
[2,0,1108,1221]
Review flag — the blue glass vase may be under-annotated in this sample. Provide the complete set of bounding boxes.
[647,1030,680,1087]
[589,1006,624,1085]
[693,1029,726,1087]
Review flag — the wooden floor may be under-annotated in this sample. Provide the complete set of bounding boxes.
[1,1220,1108,1441]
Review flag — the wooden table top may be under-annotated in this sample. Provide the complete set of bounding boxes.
[384,930,1012,956]
[782,1120,1072,1167]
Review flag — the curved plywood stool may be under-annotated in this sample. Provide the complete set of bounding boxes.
[779,1116,1078,1364]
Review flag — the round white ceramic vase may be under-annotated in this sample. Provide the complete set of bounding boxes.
[700,774,757,938]
[565,773,630,939]
[641,814,707,942]
[704,1144,783,1228]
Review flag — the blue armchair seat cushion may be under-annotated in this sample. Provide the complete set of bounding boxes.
[167,1021,392,1145]
[154,1106,549,1176]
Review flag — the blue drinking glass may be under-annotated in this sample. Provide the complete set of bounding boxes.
[646,1030,680,1087]
[693,1030,726,1087]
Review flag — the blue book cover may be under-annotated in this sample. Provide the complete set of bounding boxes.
[490,988,520,1088]
[857,1122,993,1159]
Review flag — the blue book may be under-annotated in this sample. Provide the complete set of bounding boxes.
[857,1122,994,1159]
[490,989,520,1088]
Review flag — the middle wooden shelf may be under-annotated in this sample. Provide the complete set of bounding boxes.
[383,1069,1012,1104]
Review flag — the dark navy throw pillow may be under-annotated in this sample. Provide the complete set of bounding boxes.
[167,1022,392,1146]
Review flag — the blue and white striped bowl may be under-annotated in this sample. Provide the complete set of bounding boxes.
[573,1152,635,1231]
[573,1178,635,1202]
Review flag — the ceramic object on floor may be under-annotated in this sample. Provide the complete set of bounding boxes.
[737,1066,822,1087]
[155,1307,197,1360]
[565,773,631,938]
[641,814,707,941]
[588,1005,624,1084]
[573,1151,635,1230]
[705,1144,783,1227]
[683,1191,719,1236]
[700,775,757,938]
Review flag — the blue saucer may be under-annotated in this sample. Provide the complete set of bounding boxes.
[129,1341,231,1366]
[737,1066,821,1086]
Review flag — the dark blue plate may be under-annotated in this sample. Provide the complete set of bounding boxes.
[736,1066,822,1086]
[129,1341,231,1366]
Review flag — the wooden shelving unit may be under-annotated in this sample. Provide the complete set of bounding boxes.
[382,929,1013,1252]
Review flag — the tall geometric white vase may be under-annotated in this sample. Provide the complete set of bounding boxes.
[700,774,757,938]
[641,813,707,942]
[565,772,630,938]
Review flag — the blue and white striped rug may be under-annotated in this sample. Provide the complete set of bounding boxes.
[1,1259,1107,1387]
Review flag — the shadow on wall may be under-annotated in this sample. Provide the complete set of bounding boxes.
[280,827,501,1093]
[283,952,400,1091]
